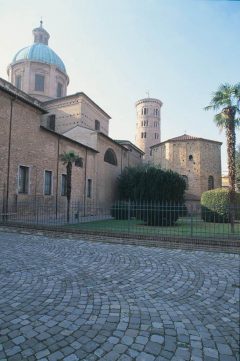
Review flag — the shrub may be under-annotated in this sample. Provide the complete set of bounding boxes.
[133,202,187,226]
[115,165,187,226]
[201,188,240,223]
[110,201,132,220]
[117,165,186,203]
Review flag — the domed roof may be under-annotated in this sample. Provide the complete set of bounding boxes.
[12,43,66,73]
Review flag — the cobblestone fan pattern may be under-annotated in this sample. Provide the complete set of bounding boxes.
[0,232,239,361]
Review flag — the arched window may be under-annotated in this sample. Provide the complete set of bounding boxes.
[208,176,214,190]
[141,107,148,115]
[104,148,118,166]
[182,175,189,190]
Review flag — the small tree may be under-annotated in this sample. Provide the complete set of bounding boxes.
[114,165,186,226]
[60,151,80,223]
[204,83,240,231]
[118,165,186,203]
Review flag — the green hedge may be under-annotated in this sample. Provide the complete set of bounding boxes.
[137,203,183,226]
[110,201,133,220]
[201,188,240,223]
[111,201,188,226]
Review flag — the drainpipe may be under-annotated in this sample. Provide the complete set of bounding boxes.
[83,149,88,216]
[55,135,60,219]
[6,97,15,216]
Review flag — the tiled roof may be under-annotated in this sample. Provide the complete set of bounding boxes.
[151,134,222,148]
[169,134,200,141]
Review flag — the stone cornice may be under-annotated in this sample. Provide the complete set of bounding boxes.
[0,77,46,113]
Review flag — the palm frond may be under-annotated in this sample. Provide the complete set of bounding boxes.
[60,151,79,164]
[213,113,226,129]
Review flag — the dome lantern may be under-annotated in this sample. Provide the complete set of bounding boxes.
[32,20,50,45]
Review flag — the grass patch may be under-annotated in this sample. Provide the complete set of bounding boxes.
[68,216,240,239]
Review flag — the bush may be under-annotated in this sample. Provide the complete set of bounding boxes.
[115,165,187,226]
[201,188,240,223]
[117,165,186,203]
[110,201,132,220]
[135,202,187,226]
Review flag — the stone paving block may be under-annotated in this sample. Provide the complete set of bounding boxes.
[135,336,148,345]
[35,348,50,359]
[144,341,162,355]
[118,354,133,361]
[5,346,21,356]
[150,334,164,344]
[122,335,134,346]
[108,336,119,344]
[12,336,25,345]
[48,350,64,361]
[63,354,79,361]
[217,343,233,355]
[113,343,128,354]
[136,352,155,361]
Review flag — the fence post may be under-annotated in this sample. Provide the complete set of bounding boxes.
[128,199,131,234]
[190,208,193,238]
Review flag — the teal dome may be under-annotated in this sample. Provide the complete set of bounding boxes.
[12,43,66,73]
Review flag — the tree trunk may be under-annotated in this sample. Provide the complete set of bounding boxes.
[66,162,72,223]
[226,118,236,233]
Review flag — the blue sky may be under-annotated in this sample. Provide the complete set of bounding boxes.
[0,0,239,172]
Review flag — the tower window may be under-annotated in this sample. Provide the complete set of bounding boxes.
[208,176,214,190]
[35,74,45,91]
[142,107,148,115]
[141,132,147,138]
[154,108,159,116]
[15,75,22,90]
[57,82,63,98]
[189,154,193,161]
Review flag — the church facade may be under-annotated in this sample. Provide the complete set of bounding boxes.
[0,22,222,217]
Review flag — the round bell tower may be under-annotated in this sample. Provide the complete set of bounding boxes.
[135,97,163,162]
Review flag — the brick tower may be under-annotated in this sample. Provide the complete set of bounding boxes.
[135,97,163,162]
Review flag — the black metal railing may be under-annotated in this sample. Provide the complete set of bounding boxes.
[0,200,239,241]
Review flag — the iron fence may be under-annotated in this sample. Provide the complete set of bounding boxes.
[0,200,239,241]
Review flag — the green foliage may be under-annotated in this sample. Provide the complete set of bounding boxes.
[204,83,240,197]
[201,188,240,223]
[117,165,186,203]
[138,202,187,226]
[110,201,132,220]
[60,151,80,164]
[113,165,186,226]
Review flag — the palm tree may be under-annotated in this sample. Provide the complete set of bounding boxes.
[205,83,240,230]
[60,151,81,223]
[236,144,240,192]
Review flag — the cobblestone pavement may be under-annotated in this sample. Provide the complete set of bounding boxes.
[0,231,239,361]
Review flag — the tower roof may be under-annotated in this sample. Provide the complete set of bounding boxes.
[10,21,67,74]
[135,98,163,107]
[12,43,66,73]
